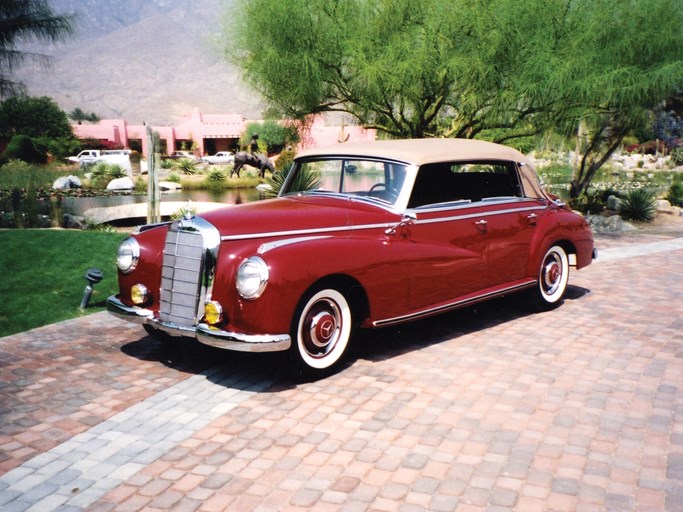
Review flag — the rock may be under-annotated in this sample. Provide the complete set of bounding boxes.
[587,214,636,233]
[62,213,86,229]
[654,199,682,216]
[106,177,135,191]
[52,175,82,190]
[159,181,181,191]
[607,195,622,210]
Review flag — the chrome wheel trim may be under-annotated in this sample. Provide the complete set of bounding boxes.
[539,246,569,303]
[296,289,351,370]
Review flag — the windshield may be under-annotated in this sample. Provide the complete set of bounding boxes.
[281,158,408,208]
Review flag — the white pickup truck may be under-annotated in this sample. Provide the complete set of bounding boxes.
[67,149,102,163]
[67,149,132,173]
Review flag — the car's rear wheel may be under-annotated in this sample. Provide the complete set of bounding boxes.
[288,288,353,379]
[535,245,569,309]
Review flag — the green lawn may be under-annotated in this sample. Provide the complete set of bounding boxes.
[0,229,127,337]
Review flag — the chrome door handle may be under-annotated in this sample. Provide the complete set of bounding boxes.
[474,219,488,226]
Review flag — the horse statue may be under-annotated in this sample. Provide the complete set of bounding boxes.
[231,151,274,178]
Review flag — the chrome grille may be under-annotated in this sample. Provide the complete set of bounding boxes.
[159,228,205,326]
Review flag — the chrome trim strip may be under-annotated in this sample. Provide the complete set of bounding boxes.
[258,235,331,254]
[373,281,536,327]
[107,296,291,353]
[221,204,547,242]
[221,223,388,241]
[411,205,547,226]
[196,324,291,352]
[107,296,153,323]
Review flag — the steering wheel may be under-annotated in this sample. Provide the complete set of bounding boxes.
[369,183,399,202]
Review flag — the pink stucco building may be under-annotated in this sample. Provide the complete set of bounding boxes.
[72,108,376,156]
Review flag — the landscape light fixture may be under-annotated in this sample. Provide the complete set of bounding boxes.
[80,268,103,309]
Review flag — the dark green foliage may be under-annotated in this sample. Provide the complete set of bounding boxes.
[0,1,73,98]
[263,163,321,199]
[228,0,683,197]
[175,157,199,175]
[666,175,683,206]
[68,107,100,124]
[206,168,227,182]
[242,120,299,154]
[569,190,606,215]
[619,189,656,222]
[89,162,126,188]
[0,96,73,139]
[671,147,683,166]
[3,134,46,163]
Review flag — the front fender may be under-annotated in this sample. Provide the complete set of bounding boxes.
[211,234,412,335]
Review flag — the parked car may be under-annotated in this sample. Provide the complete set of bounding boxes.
[108,139,596,379]
[201,151,235,165]
[169,150,198,161]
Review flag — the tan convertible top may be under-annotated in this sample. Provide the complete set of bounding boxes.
[296,138,535,168]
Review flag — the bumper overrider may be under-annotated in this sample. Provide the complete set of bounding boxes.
[106,296,291,353]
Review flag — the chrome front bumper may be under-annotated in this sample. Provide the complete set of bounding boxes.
[107,296,291,353]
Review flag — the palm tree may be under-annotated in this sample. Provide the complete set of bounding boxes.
[69,107,100,124]
[0,1,73,98]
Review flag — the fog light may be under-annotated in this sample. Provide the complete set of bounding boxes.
[131,284,148,305]
[204,301,223,325]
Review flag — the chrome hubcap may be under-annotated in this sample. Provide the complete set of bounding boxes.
[303,300,340,358]
[543,255,562,294]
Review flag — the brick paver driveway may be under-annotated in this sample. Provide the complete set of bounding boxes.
[1,228,682,512]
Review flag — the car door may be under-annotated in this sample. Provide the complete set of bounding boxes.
[402,163,491,313]
[404,203,490,313]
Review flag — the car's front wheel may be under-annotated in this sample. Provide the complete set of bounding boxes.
[288,288,353,379]
[535,245,569,309]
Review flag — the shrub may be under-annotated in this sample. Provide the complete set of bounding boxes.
[275,149,296,173]
[3,135,46,164]
[160,158,175,169]
[671,147,683,166]
[666,174,683,206]
[263,164,321,199]
[167,172,181,183]
[175,157,199,175]
[89,162,127,188]
[619,188,656,222]
[206,168,227,182]
[569,190,606,214]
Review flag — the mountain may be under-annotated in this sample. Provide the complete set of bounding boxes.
[15,0,265,124]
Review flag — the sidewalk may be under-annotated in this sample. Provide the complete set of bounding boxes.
[0,228,682,511]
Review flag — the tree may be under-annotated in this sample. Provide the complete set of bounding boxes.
[226,0,683,198]
[2,133,46,163]
[68,107,100,125]
[0,1,73,98]
[0,95,73,139]
[242,120,299,154]
[0,95,75,160]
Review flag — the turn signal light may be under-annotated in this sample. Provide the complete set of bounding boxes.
[204,301,223,325]
[131,284,148,305]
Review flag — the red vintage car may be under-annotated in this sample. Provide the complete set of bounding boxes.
[108,139,596,379]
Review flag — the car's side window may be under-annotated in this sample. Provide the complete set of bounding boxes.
[408,161,523,208]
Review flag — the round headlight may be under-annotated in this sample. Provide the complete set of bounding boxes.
[117,237,140,274]
[236,256,269,300]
